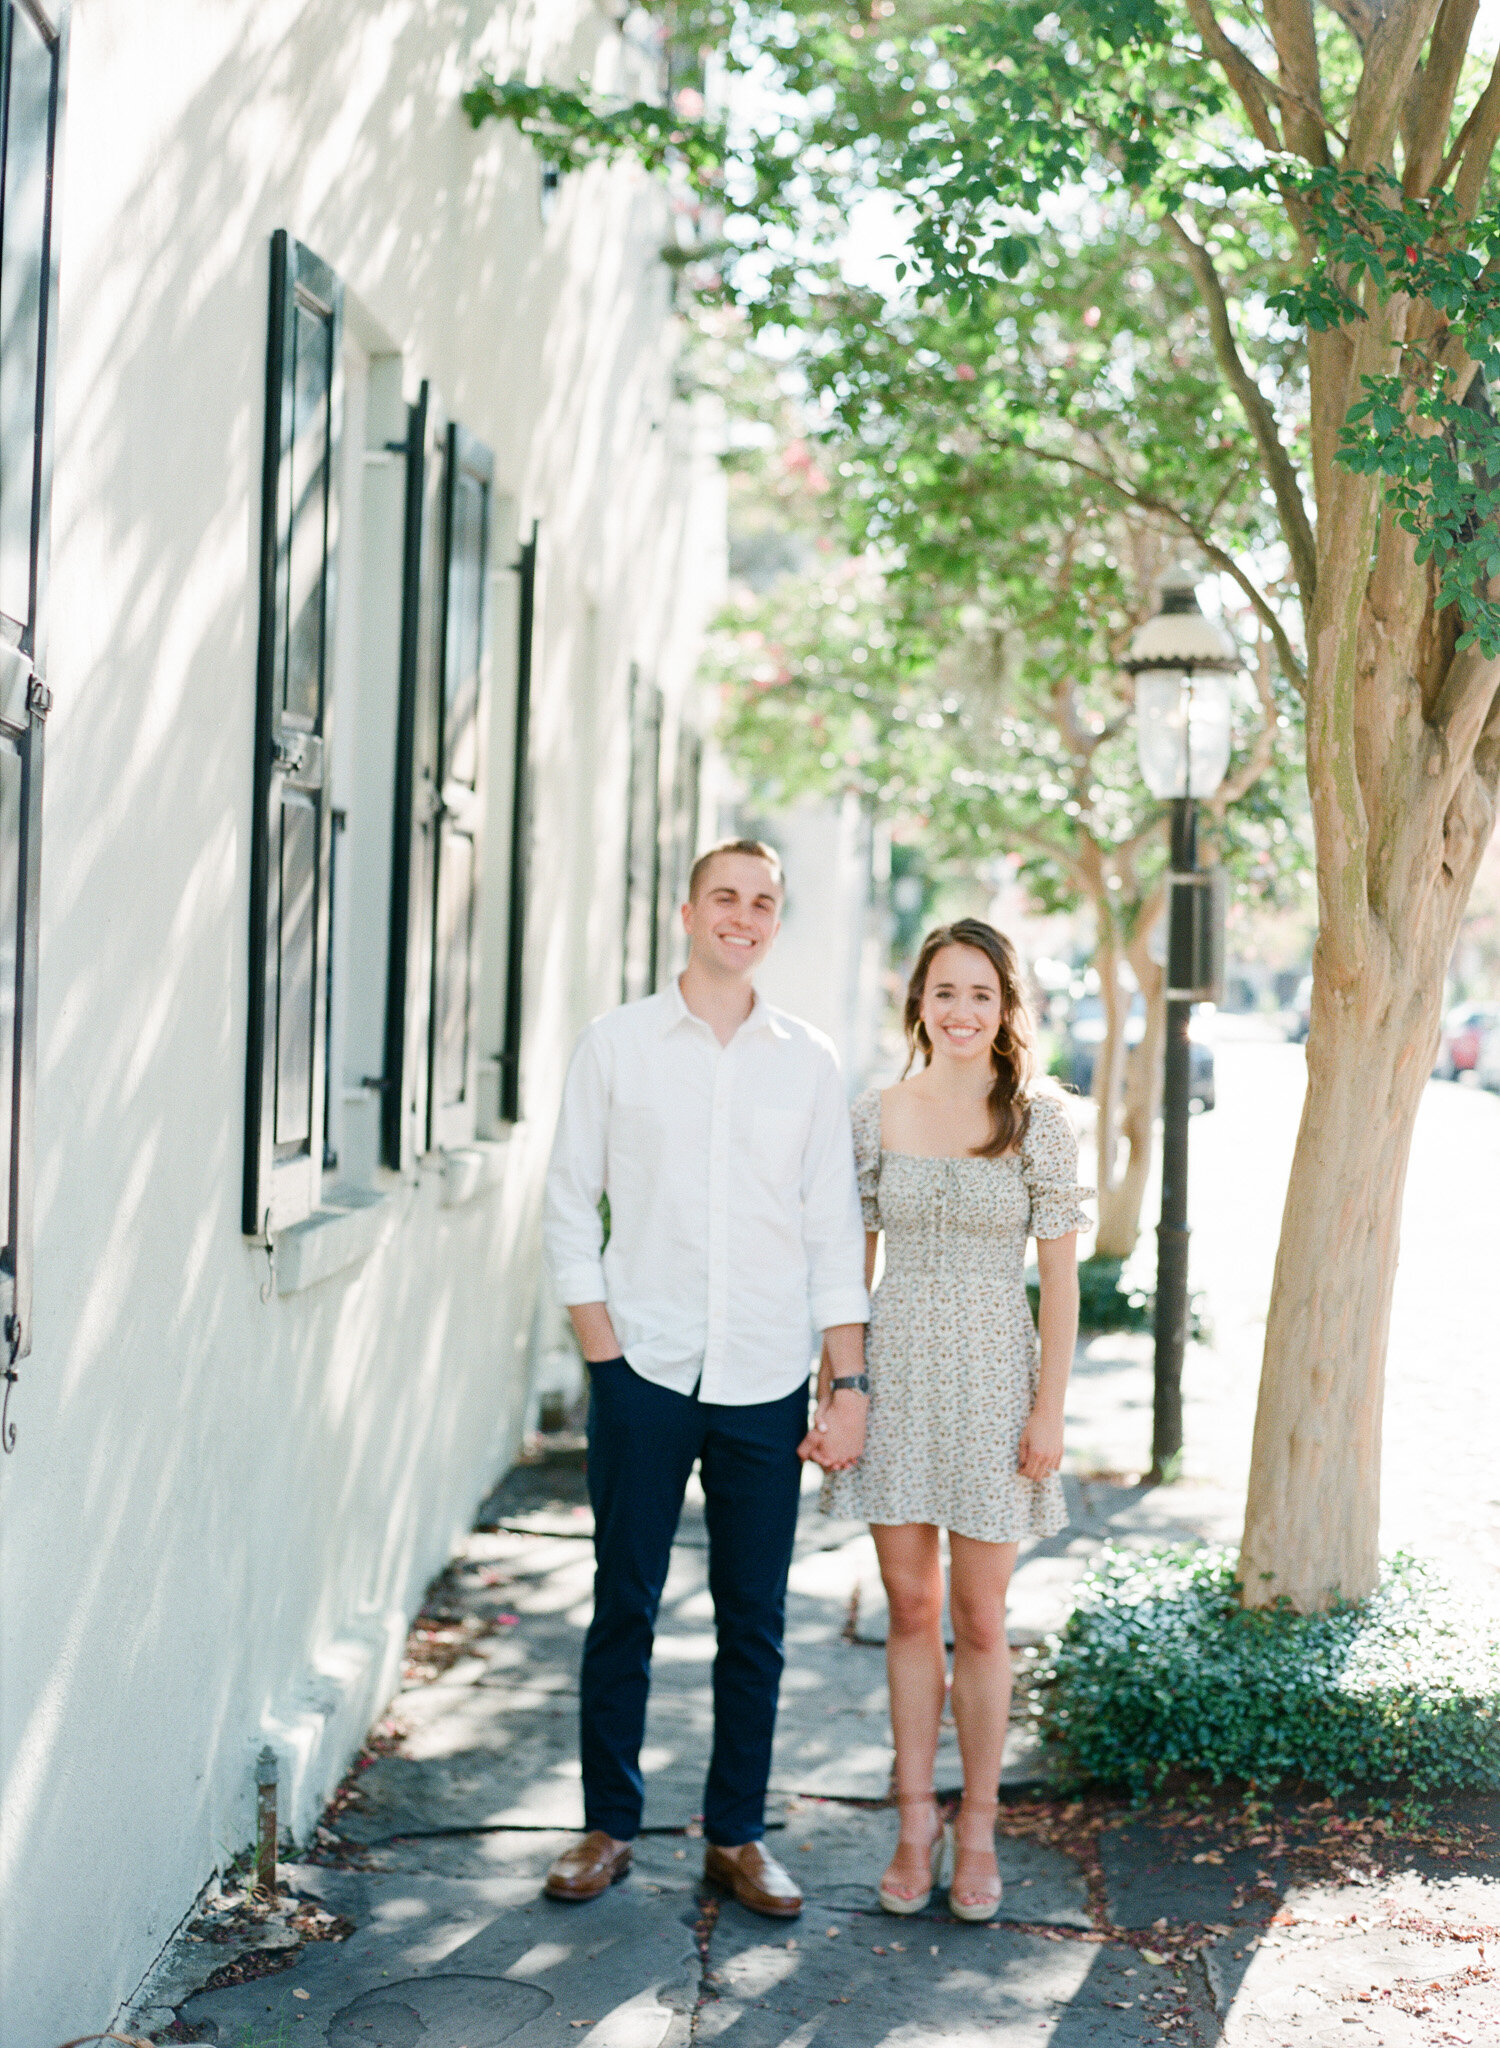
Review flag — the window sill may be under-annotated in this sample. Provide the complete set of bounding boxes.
[274,1184,393,1295]
[440,1133,515,1209]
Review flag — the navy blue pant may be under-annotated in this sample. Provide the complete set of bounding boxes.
[580,1358,806,1846]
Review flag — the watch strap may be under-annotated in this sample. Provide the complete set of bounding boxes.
[830,1373,871,1394]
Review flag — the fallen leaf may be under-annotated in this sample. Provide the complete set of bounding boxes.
[291,1992,310,2002]
[1141,1949,1169,1965]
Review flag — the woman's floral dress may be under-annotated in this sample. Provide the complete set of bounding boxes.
[822,1088,1092,1543]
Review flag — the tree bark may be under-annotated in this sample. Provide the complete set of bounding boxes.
[1241,951,1442,1605]
[1241,516,1500,1606]
[1094,929,1166,1258]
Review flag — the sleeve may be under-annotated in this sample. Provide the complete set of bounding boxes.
[542,1026,613,1306]
[852,1087,882,1231]
[1022,1095,1095,1241]
[801,1052,873,1330]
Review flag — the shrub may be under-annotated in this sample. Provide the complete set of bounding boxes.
[1026,1255,1206,1338]
[1033,1545,1500,1798]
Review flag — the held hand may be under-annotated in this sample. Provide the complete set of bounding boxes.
[797,1394,867,1471]
[1017,1404,1064,1482]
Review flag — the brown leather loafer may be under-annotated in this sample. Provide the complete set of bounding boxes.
[544,1830,633,1902]
[703,1840,804,1918]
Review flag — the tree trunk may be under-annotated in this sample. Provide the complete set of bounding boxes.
[1240,953,1441,1606]
[1094,916,1166,1258]
[1089,923,1130,1243]
[1241,510,1500,1606]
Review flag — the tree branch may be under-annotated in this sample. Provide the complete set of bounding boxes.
[1430,638,1500,765]
[1262,0,1333,165]
[1402,0,1480,196]
[1450,47,1500,218]
[982,428,1308,692]
[1181,0,1284,154]
[1212,627,1280,809]
[1345,0,1446,173]
[1111,812,1171,869]
[1164,213,1319,607]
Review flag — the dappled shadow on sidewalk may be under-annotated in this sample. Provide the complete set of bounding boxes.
[161,1445,1500,2047]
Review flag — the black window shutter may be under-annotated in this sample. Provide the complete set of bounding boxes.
[0,0,67,1445]
[620,668,662,1005]
[498,521,537,1123]
[381,380,440,1171]
[243,231,343,1235]
[427,425,495,1149]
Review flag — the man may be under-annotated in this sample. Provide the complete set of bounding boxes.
[541,838,870,1918]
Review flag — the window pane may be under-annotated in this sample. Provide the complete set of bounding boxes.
[274,791,318,1148]
[0,8,55,636]
[444,469,484,789]
[0,743,20,1248]
[434,827,474,1109]
[283,297,332,726]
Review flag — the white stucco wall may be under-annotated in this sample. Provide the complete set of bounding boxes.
[0,4,722,2041]
[750,795,890,1085]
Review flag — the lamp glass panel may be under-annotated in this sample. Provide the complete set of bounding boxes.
[1134,668,1233,798]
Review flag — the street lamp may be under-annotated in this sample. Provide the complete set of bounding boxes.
[1125,566,1238,1482]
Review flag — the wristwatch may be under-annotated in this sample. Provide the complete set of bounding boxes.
[830,1373,871,1395]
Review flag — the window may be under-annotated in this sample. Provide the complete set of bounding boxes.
[323,331,406,1191]
[243,232,343,1235]
[0,0,67,1437]
[620,667,662,1003]
[657,723,702,985]
[382,393,506,1159]
[428,425,494,1149]
[495,520,536,1124]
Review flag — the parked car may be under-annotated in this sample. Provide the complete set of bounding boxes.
[1433,1001,1500,1079]
[1064,993,1216,1111]
[1476,1019,1500,1092]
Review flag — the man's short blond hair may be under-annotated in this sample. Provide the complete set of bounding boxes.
[688,837,785,902]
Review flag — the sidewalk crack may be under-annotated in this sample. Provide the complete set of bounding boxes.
[687,1890,722,2042]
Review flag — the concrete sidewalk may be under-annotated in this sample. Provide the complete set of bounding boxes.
[135,1352,1497,2048]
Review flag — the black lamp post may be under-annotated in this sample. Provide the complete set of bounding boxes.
[1125,568,1237,1483]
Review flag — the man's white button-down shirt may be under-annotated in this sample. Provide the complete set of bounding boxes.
[543,979,870,1406]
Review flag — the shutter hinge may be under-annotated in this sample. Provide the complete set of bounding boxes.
[272,731,323,779]
[26,677,52,718]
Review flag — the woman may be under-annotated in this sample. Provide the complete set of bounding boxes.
[818,920,1088,1920]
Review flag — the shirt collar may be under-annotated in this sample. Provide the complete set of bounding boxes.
[660,977,788,1040]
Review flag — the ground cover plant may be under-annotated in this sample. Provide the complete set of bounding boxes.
[1036,1545,1500,1797]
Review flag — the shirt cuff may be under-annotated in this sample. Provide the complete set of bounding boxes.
[554,1260,608,1307]
[811,1286,871,1330]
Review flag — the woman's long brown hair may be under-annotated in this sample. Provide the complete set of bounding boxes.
[901,919,1035,1157]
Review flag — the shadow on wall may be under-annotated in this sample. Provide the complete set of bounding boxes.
[1,1,692,2038]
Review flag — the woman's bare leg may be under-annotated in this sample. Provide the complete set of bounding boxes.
[871,1522,945,1900]
[947,1533,1019,1911]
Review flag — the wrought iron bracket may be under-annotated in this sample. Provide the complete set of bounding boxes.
[2,1311,20,1453]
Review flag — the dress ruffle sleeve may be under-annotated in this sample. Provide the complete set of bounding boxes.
[851,1087,882,1231]
[1021,1094,1094,1240]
